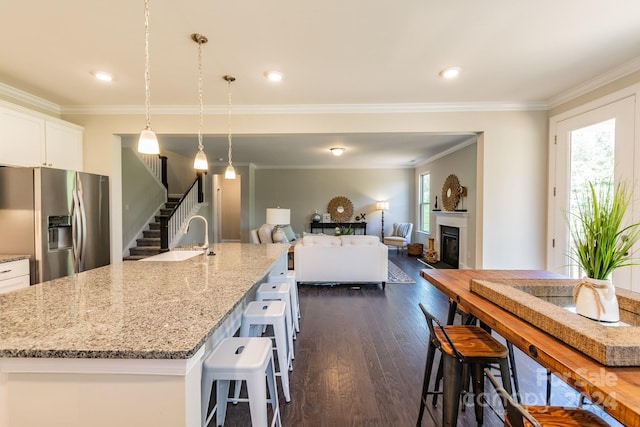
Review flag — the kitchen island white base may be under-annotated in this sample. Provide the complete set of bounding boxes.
[0,243,289,427]
[0,350,202,426]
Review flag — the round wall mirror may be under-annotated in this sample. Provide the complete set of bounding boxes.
[328,196,354,222]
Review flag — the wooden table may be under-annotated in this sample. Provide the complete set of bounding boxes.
[420,269,640,427]
[309,222,367,235]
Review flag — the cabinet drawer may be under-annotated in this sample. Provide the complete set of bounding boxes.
[0,275,29,294]
[0,259,30,280]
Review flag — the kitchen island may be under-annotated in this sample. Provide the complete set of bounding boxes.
[0,243,289,427]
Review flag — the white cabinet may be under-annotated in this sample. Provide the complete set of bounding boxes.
[0,259,30,294]
[45,120,83,171]
[0,101,83,170]
[0,106,45,167]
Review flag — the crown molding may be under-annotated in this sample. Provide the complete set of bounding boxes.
[5,55,640,117]
[0,82,61,116]
[547,55,640,109]
[60,101,548,116]
[416,136,478,167]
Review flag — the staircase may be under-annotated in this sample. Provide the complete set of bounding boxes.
[124,197,179,261]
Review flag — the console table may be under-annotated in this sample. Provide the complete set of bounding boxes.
[310,222,367,235]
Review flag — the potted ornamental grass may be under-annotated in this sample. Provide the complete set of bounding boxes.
[569,180,640,322]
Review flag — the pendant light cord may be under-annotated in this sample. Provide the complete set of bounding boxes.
[144,0,152,129]
[226,78,233,167]
[197,39,203,150]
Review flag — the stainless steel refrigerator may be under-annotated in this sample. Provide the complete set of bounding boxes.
[0,167,110,284]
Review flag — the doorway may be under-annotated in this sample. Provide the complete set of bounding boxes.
[548,96,635,286]
[212,174,241,243]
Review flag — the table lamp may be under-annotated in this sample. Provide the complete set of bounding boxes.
[266,208,291,242]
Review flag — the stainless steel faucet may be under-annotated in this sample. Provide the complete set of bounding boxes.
[183,215,209,253]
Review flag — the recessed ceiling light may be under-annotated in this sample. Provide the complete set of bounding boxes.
[94,71,113,82]
[265,71,283,82]
[330,147,345,156]
[439,67,461,79]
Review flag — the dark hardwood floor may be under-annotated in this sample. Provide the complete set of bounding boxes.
[215,252,622,426]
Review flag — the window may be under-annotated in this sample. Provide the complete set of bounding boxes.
[420,173,430,233]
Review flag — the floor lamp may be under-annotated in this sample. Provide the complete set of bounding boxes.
[376,201,389,239]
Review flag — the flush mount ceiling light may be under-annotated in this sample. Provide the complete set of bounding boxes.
[191,33,209,171]
[137,0,159,155]
[265,71,283,82]
[224,75,237,180]
[94,71,113,82]
[439,66,462,79]
[330,147,345,156]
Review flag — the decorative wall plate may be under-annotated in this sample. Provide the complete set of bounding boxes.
[328,196,354,222]
[441,174,461,211]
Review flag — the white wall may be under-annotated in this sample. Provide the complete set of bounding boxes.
[254,168,414,239]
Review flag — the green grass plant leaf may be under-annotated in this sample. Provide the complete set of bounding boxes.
[569,181,640,280]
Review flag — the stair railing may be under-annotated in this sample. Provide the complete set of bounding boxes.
[137,152,168,191]
[159,173,205,251]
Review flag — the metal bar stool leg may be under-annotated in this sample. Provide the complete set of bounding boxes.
[432,353,444,406]
[506,342,522,403]
[470,363,485,426]
[442,354,464,427]
[417,341,437,425]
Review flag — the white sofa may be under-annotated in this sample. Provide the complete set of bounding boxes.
[294,235,388,289]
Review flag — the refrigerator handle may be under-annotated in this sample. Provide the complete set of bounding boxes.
[78,187,88,272]
[72,189,81,273]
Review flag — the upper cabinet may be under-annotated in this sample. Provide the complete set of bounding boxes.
[44,120,83,171]
[0,101,83,171]
[0,106,45,167]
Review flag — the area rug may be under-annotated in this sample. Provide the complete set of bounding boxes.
[388,261,416,284]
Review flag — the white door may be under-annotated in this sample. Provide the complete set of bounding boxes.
[548,95,636,289]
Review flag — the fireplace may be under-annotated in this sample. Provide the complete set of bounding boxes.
[440,225,459,268]
[434,211,468,269]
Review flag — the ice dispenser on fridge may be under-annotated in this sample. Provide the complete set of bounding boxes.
[48,215,72,251]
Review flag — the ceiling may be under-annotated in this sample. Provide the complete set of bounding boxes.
[2,1,640,168]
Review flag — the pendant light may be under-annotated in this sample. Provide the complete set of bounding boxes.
[223,75,237,179]
[192,33,208,171]
[138,0,159,154]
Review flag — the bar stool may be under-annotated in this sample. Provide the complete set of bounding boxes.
[485,368,611,427]
[440,298,522,405]
[256,282,295,364]
[418,303,513,427]
[236,300,291,402]
[201,337,281,427]
[268,270,300,333]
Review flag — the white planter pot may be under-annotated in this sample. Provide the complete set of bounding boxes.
[574,277,620,322]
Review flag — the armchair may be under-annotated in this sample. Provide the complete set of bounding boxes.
[383,222,413,254]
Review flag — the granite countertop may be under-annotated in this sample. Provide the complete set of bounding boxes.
[0,243,288,360]
[0,255,30,263]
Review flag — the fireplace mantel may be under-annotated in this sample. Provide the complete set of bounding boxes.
[434,211,468,269]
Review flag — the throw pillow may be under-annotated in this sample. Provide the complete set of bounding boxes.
[281,224,296,241]
[302,235,341,246]
[257,224,274,243]
[340,235,380,246]
[393,223,410,237]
